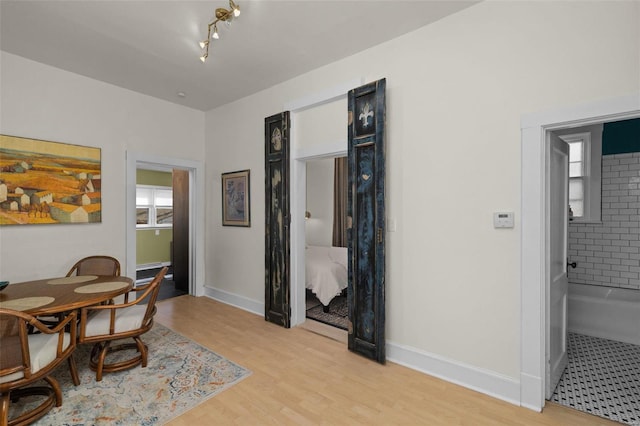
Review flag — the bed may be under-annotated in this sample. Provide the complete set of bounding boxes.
[305,245,348,308]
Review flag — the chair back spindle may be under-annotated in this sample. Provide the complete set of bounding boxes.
[66,255,121,277]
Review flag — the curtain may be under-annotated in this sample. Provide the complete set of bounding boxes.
[332,157,348,247]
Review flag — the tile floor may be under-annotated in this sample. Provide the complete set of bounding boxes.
[551,332,640,425]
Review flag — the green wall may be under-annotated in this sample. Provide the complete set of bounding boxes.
[137,169,173,186]
[602,118,640,155]
[136,228,172,265]
[136,169,172,266]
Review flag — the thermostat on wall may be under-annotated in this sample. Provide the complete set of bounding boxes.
[493,212,514,228]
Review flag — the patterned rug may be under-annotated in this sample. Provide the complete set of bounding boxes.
[10,324,251,425]
[306,295,348,330]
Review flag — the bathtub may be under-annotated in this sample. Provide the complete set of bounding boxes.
[568,282,640,345]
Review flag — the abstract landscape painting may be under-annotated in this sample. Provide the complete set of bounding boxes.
[0,135,101,225]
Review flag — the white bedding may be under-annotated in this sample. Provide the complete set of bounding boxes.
[305,245,348,306]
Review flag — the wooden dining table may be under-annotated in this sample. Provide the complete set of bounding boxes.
[0,275,133,316]
[0,275,134,424]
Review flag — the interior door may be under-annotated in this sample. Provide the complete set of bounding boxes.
[347,78,386,363]
[546,133,570,399]
[172,169,189,292]
[264,112,291,328]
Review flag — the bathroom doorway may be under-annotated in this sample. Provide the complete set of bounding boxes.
[547,118,640,424]
[520,93,639,411]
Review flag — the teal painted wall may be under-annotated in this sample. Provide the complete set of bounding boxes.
[602,118,640,155]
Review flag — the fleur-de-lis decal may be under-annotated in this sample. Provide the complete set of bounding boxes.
[271,127,282,151]
[359,102,374,128]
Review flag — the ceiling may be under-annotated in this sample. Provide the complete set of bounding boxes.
[0,1,477,111]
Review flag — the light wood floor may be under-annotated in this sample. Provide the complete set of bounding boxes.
[156,296,617,425]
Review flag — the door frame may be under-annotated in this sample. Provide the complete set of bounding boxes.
[292,148,347,326]
[520,93,640,411]
[287,78,362,327]
[125,151,205,296]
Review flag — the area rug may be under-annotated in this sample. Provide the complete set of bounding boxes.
[10,324,251,425]
[306,295,348,330]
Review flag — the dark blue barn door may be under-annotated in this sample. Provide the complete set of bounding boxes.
[265,112,291,328]
[347,79,386,363]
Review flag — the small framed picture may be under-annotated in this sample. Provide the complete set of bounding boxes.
[222,169,250,227]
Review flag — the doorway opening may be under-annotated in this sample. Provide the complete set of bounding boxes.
[289,78,387,362]
[287,79,360,329]
[520,93,640,412]
[547,118,640,424]
[134,167,188,301]
[302,155,349,340]
[125,152,205,299]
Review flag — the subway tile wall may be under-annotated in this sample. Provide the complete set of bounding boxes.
[568,153,640,289]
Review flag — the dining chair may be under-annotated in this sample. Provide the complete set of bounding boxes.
[66,255,121,277]
[78,267,167,381]
[0,309,79,426]
[36,255,121,333]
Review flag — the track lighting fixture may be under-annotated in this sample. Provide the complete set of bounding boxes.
[199,0,241,63]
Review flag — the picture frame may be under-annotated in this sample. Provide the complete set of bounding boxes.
[0,134,102,226]
[222,169,250,227]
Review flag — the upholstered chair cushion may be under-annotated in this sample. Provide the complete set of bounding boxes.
[83,305,147,337]
[0,332,71,384]
[77,266,166,382]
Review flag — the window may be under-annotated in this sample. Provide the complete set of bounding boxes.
[558,125,602,222]
[568,138,585,217]
[136,185,173,227]
[136,207,150,225]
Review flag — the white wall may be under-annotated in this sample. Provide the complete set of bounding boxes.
[294,97,347,151]
[305,158,334,246]
[1,0,633,409]
[204,0,639,390]
[0,52,205,282]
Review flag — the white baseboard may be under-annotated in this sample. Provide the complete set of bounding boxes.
[204,286,264,316]
[136,261,171,271]
[205,288,524,407]
[519,372,543,412]
[387,340,521,406]
[136,273,173,285]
